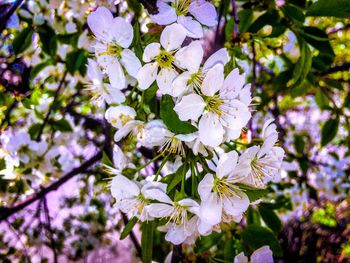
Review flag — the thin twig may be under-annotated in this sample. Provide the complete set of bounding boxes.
[36,71,67,142]
[0,151,102,221]
[43,197,58,263]
[231,0,239,39]
[0,0,24,32]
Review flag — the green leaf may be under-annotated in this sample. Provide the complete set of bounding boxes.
[281,4,305,23]
[291,39,312,88]
[127,0,142,16]
[167,164,187,193]
[142,83,158,103]
[12,27,33,55]
[141,221,154,263]
[66,49,89,75]
[160,95,197,134]
[307,0,350,18]
[28,123,42,140]
[315,89,330,109]
[258,204,282,234]
[0,159,6,171]
[293,134,305,154]
[102,152,114,167]
[132,22,143,61]
[321,117,339,146]
[37,24,57,56]
[248,10,279,33]
[247,206,261,225]
[30,59,55,80]
[238,9,253,33]
[238,184,269,202]
[120,217,138,240]
[241,225,283,257]
[51,119,73,132]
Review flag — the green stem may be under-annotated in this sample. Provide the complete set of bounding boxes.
[154,154,170,181]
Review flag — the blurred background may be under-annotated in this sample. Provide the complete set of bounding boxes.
[0,0,349,262]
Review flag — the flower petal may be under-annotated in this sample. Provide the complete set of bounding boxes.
[110,17,133,48]
[203,48,230,71]
[175,40,203,73]
[172,71,192,97]
[250,246,274,263]
[177,15,203,39]
[87,7,113,41]
[111,175,140,201]
[221,68,245,99]
[157,67,179,94]
[137,62,159,90]
[199,192,222,226]
[217,151,238,179]
[150,0,177,25]
[198,112,224,147]
[198,173,214,201]
[106,60,126,90]
[222,190,249,219]
[120,49,141,78]
[143,43,161,63]
[160,23,187,51]
[201,63,224,96]
[174,93,205,121]
[147,203,174,218]
[188,0,217,27]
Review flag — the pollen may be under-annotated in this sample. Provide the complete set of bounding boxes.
[155,50,174,69]
[173,0,192,16]
[205,95,223,116]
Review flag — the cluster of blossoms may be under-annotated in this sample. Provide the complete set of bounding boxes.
[87,3,284,245]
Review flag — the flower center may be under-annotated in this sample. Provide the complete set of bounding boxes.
[155,50,174,69]
[160,136,185,156]
[188,71,203,90]
[213,177,241,200]
[105,42,123,58]
[136,194,149,214]
[205,95,223,116]
[168,203,188,226]
[173,0,191,16]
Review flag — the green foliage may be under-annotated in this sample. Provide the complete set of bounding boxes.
[141,221,155,263]
[120,217,138,240]
[321,117,339,146]
[241,225,283,257]
[12,27,33,54]
[160,95,197,134]
[307,0,350,18]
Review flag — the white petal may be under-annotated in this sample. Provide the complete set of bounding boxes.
[106,60,126,90]
[87,7,113,41]
[165,224,187,245]
[103,85,126,104]
[216,151,238,179]
[225,127,242,141]
[199,192,222,226]
[120,49,141,78]
[177,15,203,39]
[174,93,205,121]
[175,40,203,73]
[250,246,274,263]
[137,62,158,90]
[160,23,187,51]
[114,121,140,142]
[258,133,278,158]
[147,203,174,218]
[198,173,214,201]
[201,63,224,96]
[87,59,102,85]
[234,252,248,263]
[150,0,177,25]
[171,71,191,97]
[156,67,178,94]
[239,84,252,106]
[111,175,140,200]
[143,188,173,203]
[188,0,217,27]
[198,112,224,147]
[110,17,133,48]
[143,43,161,62]
[221,68,245,99]
[203,48,230,71]
[223,190,249,219]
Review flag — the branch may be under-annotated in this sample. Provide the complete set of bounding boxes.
[231,0,239,40]
[43,197,58,263]
[139,0,158,15]
[36,71,67,141]
[0,0,24,32]
[171,245,183,263]
[318,62,350,76]
[0,151,102,222]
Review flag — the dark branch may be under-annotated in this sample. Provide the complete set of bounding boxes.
[139,0,158,15]
[0,151,102,222]
[0,0,24,32]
